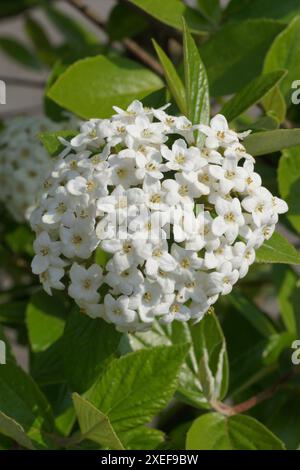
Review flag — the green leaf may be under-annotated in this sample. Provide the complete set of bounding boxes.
[128,0,213,35]
[278,147,300,234]
[250,114,280,131]
[197,0,221,24]
[85,344,189,433]
[186,413,285,450]
[191,311,228,402]
[39,130,77,157]
[0,412,34,449]
[129,314,228,408]
[72,393,124,450]
[62,308,121,393]
[256,232,300,265]
[120,426,164,450]
[228,290,277,338]
[0,36,40,69]
[47,55,164,119]
[264,17,300,103]
[201,20,285,96]
[25,16,56,66]
[262,85,286,123]
[44,5,98,49]
[0,362,54,448]
[220,70,286,122]
[183,18,209,142]
[274,265,300,335]
[152,40,186,114]
[26,292,67,353]
[225,0,300,22]
[107,3,148,41]
[244,129,300,156]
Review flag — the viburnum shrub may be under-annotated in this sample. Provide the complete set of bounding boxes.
[0,115,76,222]
[30,101,287,332]
[2,0,300,453]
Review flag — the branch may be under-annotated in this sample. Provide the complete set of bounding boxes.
[67,0,164,76]
[211,365,300,416]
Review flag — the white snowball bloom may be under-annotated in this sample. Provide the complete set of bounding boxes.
[0,115,77,222]
[30,101,288,332]
[69,263,103,303]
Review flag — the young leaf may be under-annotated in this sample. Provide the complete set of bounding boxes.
[0,363,54,448]
[62,308,121,393]
[128,0,213,35]
[244,129,300,156]
[186,413,285,450]
[26,292,67,353]
[200,19,285,96]
[39,130,77,157]
[256,232,300,265]
[191,311,229,402]
[220,70,286,122]
[278,147,300,234]
[0,36,41,69]
[85,344,189,433]
[129,315,227,409]
[264,16,300,102]
[72,394,124,450]
[152,40,187,114]
[47,55,164,119]
[182,18,209,145]
[129,321,208,409]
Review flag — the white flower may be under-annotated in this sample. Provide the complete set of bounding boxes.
[231,241,255,278]
[145,240,177,276]
[69,263,103,303]
[32,232,64,275]
[126,116,167,145]
[39,267,65,295]
[108,151,139,188]
[60,221,99,259]
[104,294,137,328]
[161,139,206,172]
[135,148,164,180]
[199,115,239,149]
[160,294,191,324]
[209,262,239,295]
[105,261,144,295]
[212,197,245,243]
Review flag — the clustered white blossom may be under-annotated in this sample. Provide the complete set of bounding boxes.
[0,115,75,222]
[30,101,288,332]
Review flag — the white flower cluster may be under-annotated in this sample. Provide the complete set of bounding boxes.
[30,101,288,332]
[0,115,75,222]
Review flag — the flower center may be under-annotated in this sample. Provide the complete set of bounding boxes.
[224,212,236,222]
[72,235,83,245]
[143,291,152,302]
[181,258,190,268]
